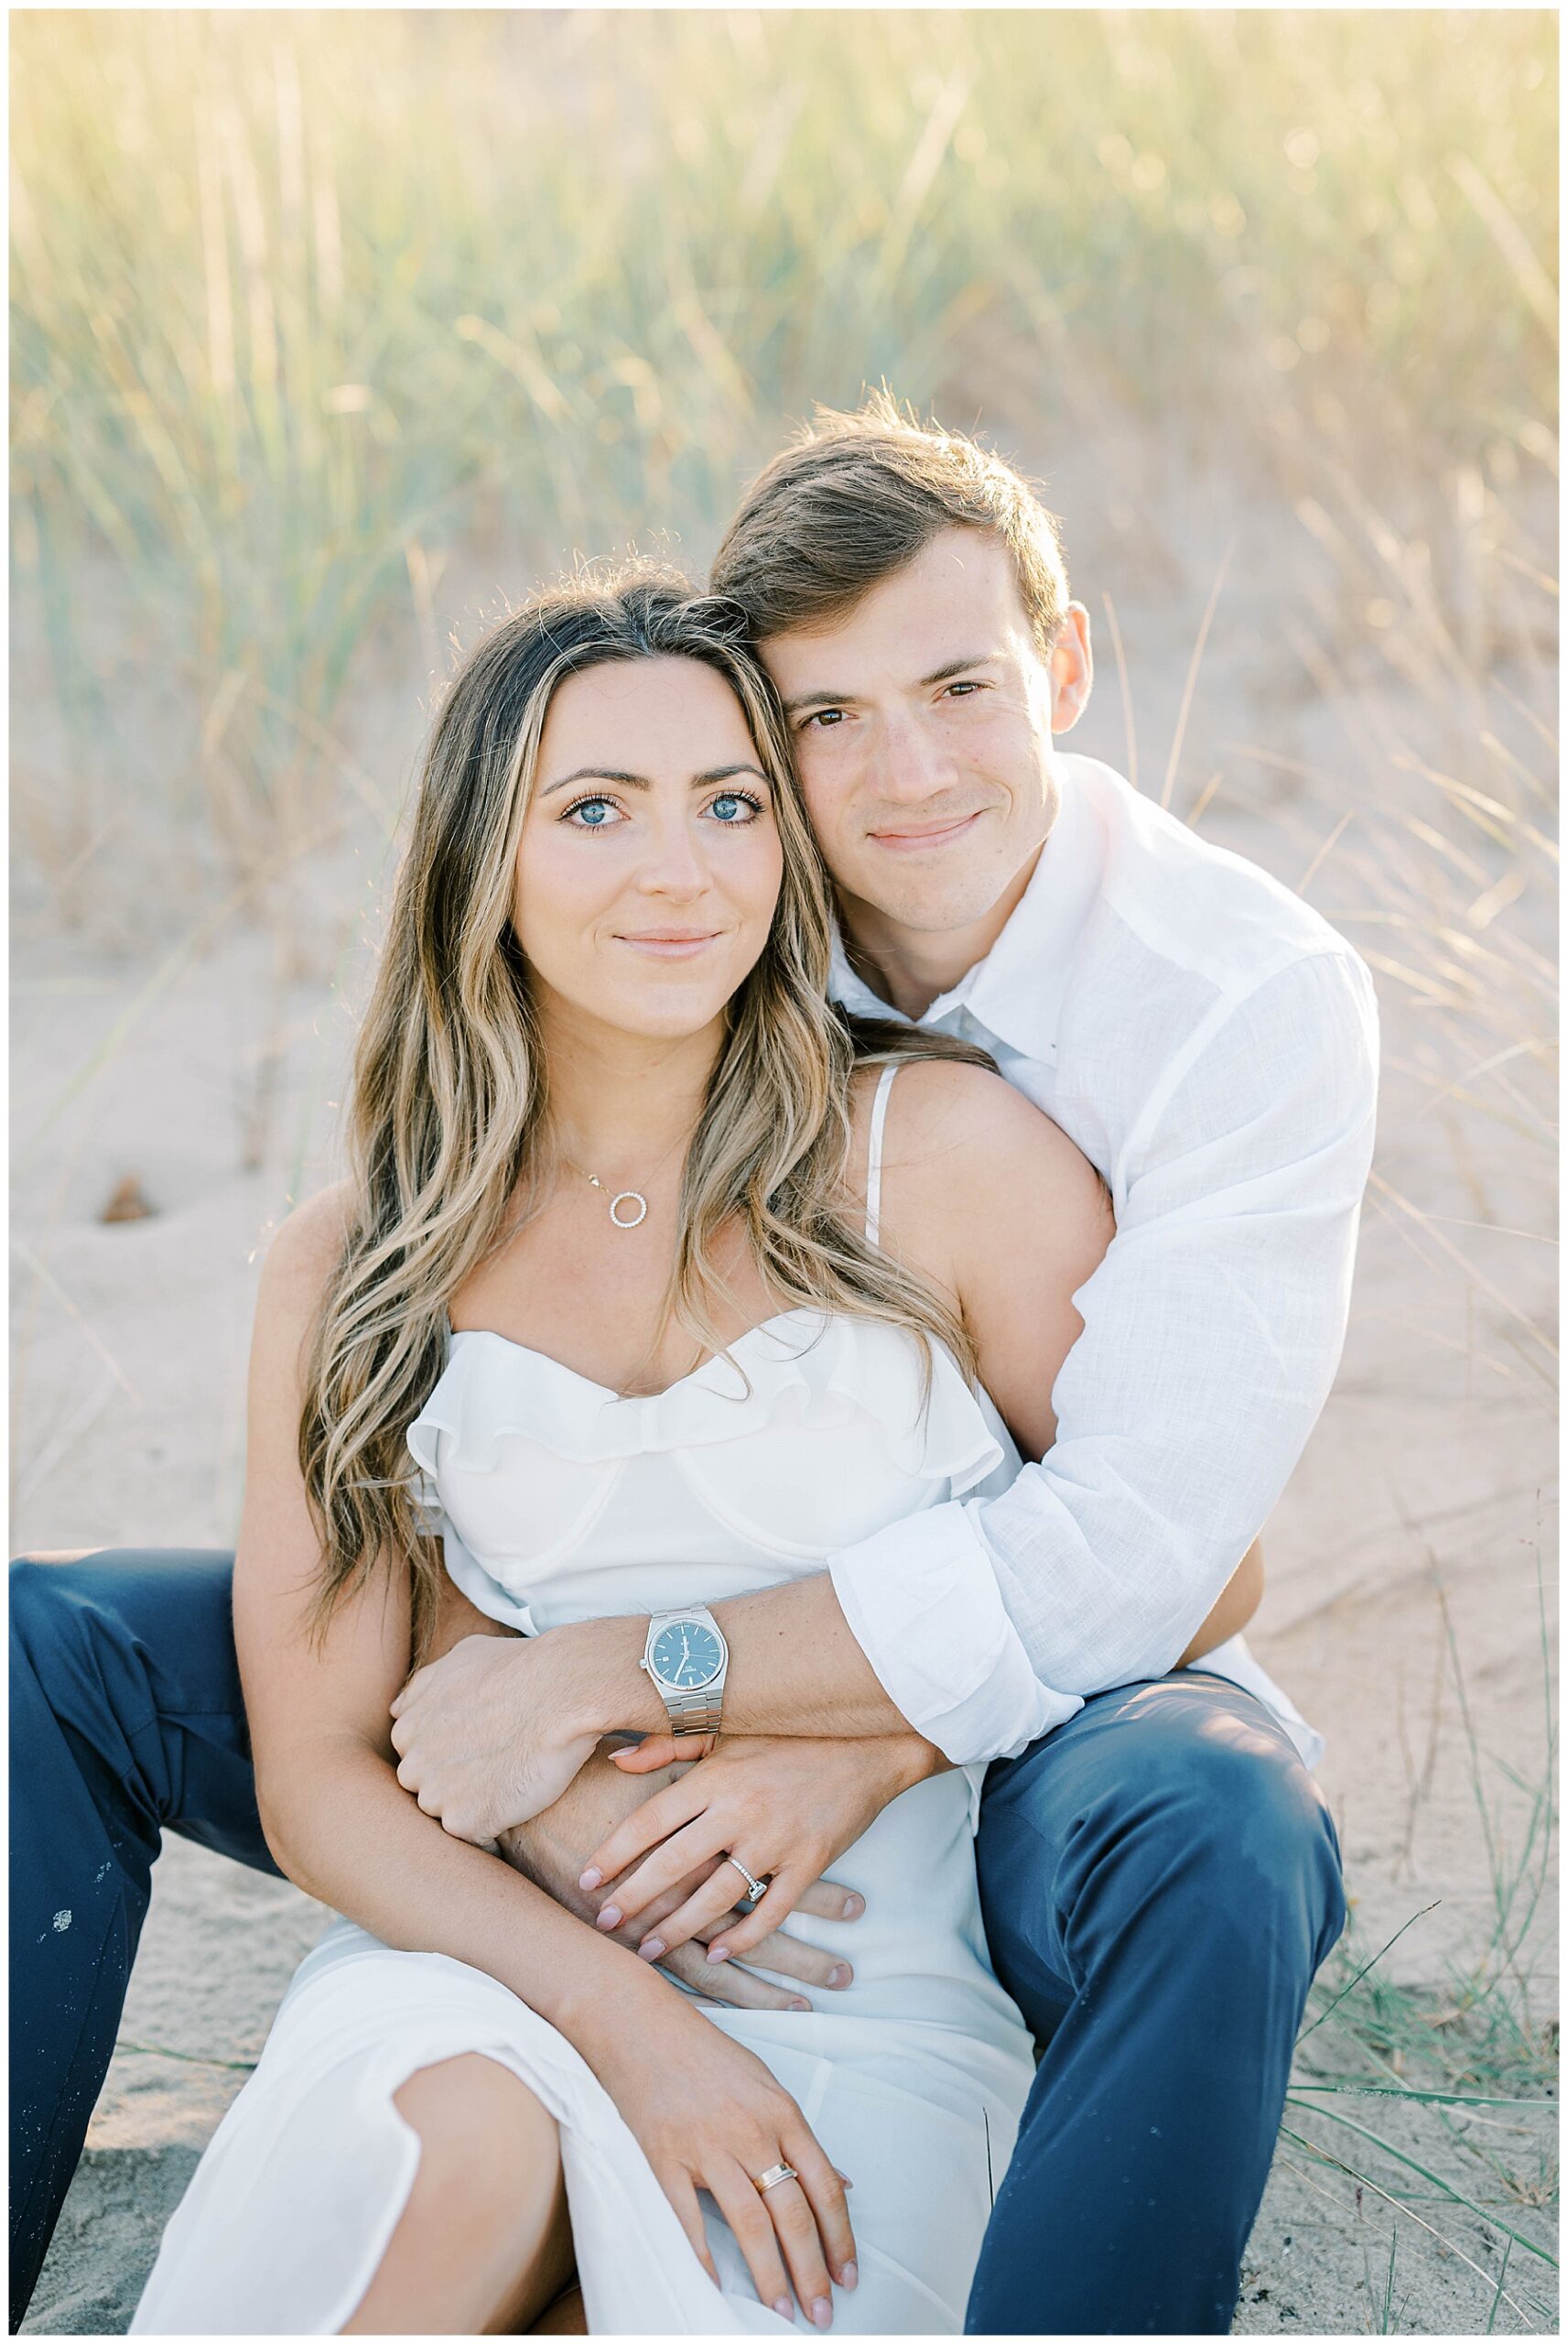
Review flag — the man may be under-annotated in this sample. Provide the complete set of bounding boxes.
[12,396,1375,2331]
[708,399,1375,2329]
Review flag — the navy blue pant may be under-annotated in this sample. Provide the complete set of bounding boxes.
[966,1675,1346,2332]
[9,1550,279,2327]
[10,1550,1344,2333]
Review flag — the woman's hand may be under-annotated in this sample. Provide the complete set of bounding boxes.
[582,1991,857,2326]
[501,1747,867,2010]
[579,1731,941,1967]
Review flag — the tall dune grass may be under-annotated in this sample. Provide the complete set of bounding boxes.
[11,9,1557,917]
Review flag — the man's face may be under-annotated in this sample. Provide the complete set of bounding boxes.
[758,527,1092,941]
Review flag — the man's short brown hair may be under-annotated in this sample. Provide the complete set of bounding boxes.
[711,390,1071,655]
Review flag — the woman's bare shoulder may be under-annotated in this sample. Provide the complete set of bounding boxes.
[881,1056,1101,1193]
[256,1180,358,1321]
[872,1058,1111,1455]
[849,1048,1016,1138]
[873,1055,1110,1291]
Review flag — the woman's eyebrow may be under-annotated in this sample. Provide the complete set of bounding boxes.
[539,765,647,798]
[539,762,771,798]
[693,762,771,787]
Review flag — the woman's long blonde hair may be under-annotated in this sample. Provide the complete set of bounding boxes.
[300,564,992,1655]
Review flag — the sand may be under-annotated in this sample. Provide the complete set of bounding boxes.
[12,410,1556,2334]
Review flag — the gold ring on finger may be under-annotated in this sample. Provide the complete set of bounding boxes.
[755,2162,799,2194]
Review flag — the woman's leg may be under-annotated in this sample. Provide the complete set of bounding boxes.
[529,2282,588,2333]
[341,2055,574,2338]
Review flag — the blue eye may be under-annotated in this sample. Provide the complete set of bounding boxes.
[708,791,761,824]
[562,796,621,829]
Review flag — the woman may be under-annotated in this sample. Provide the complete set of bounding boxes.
[131,570,1258,2336]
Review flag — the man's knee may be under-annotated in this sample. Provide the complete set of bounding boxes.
[12,1556,163,1846]
[12,1549,235,1813]
[1105,1691,1346,1968]
[12,1555,76,1653]
[11,1556,116,1708]
[989,1685,1348,1986]
[12,1546,240,1714]
[12,1550,168,1717]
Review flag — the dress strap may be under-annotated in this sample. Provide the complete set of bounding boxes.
[865,1062,900,1247]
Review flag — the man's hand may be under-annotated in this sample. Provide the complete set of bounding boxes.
[389,1630,604,1840]
[395,1585,867,2010]
[501,1746,869,2013]
[580,1730,944,1966]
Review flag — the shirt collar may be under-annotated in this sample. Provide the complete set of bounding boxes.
[827,757,1105,1063]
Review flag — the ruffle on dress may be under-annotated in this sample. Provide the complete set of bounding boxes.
[406,1309,1003,1491]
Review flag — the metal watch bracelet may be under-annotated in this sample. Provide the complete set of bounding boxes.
[660,1682,725,1737]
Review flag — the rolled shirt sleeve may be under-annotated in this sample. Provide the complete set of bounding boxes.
[827,948,1380,1765]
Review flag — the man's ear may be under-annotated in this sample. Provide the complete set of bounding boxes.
[1048,603,1093,735]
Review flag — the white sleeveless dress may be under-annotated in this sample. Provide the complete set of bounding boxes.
[131,1068,1038,2336]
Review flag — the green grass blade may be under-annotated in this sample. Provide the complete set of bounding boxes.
[1296,1903,1442,2043]
[1290,2083,1556,2111]
[1280,2130,1544,2332]
[1283,2100,1558,2267]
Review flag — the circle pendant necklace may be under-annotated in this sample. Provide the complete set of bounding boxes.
[558,1154,652,1229]
[576,1168,647,1229]
[557,1124,687,1231]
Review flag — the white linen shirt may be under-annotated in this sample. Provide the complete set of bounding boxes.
[827,754,1379,1772]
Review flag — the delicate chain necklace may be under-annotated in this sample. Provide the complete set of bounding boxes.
[560,1157,649,1230]
[557,1123,689,1231]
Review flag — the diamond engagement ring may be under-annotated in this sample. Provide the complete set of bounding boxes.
[755,2163,799,2194]
[722,1854,769,1903]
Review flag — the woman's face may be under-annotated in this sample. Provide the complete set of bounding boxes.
[512,655,785,1043]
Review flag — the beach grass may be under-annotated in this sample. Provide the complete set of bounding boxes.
[1279,1547,1558,2331]
[11,10,1557,925]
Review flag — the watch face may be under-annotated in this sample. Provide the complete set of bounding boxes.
[651,1621,723,1690]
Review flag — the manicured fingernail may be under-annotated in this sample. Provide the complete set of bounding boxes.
[835,2170,855,2189]
[773,2296,795,2322]
[811,2296,832,2327]
[827,1963,850,1988]
[839,2262,858,2292]
[579,1867,602,1892]
[708,1942,730,1962]
[638,1937,665,1962]
[596,1904,622,1930]
[788,1995,810,2011]
[843,1894,865,1919]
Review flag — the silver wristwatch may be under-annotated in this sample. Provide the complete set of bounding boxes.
[640,1605,729,1738]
